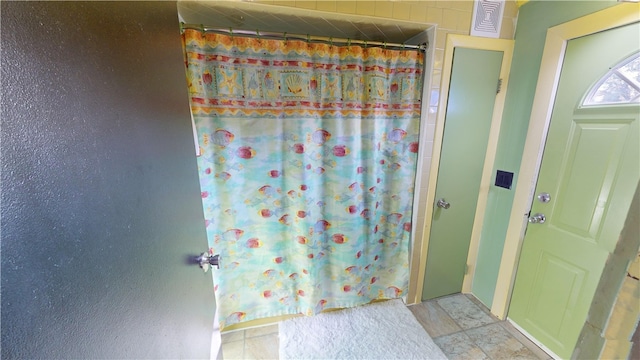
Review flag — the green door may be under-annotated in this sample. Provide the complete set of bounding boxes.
[422,48,503,300]
[509,23,640,359]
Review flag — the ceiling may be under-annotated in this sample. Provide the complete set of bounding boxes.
[177,1,432,45]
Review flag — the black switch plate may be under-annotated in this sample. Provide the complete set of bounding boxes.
[495,170,514,189]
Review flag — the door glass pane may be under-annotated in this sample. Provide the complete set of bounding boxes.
[618,56,640,84]
[583,53,640,106]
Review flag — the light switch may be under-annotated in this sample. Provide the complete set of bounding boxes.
[495,170,514,189]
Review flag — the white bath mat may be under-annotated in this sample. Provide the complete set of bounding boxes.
[279,299,447,359]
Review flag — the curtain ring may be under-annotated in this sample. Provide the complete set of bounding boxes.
[229,27,233,39]
[364,40,367,49]
[329,37,333,48]
[383,41,387,49]
[307,34,310,43]
[200,24,205,33]
[283,32,287,44]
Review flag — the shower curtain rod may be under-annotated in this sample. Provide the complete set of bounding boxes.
[180,23,427,52]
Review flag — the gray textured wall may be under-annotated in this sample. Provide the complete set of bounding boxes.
[1,2,215,358]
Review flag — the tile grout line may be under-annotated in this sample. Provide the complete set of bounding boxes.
[430,300,465,337]
[431,328,493,360]
[424,298,486,359]
[432,295,501,360]
[461,324,496,360]
[497,321,553,359]
[451,309,547,360]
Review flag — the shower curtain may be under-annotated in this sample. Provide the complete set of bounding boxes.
[183,29,424,329]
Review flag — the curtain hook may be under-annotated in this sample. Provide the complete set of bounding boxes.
[364,40,367,48]
[307,34,310,43]
[347,38,351,47]
[283,32,287,44]
[200,24,205,33]
[229,27,233,39]
[383,41,387,49]
[329,37,333,48]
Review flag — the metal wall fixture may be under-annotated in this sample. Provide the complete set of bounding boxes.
[180,23,428,52]
[528,213,546,224]
[197,252,220,272]
[537,192,551,203]
[436,198,451,209]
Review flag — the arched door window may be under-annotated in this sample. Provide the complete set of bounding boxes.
[583,52,640,106]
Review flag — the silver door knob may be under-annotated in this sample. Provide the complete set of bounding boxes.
[436,198,450,209]
[528,213,546,224]
[197,252,220,272]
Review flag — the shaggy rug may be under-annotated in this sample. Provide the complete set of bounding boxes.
[279,299,447,359]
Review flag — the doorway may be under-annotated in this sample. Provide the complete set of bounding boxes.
[422,47,503,300]
[508,22,639,359]
[486,3,640,358]
[412,35,514,303]
[492,2,640,320]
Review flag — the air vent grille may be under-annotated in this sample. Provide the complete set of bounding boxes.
[471,0,505,38]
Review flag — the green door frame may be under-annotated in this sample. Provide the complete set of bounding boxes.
[493,2,640,319]
[408,34,514,304]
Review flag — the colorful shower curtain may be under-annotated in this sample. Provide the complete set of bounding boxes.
[183,29,424,329]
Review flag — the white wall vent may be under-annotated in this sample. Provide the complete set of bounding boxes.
[470,0,505,38]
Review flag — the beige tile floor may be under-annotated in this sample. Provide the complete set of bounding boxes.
[411,294,552,360]
[220,293,551,360]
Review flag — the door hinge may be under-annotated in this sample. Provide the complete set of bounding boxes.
[496,78,503,94]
